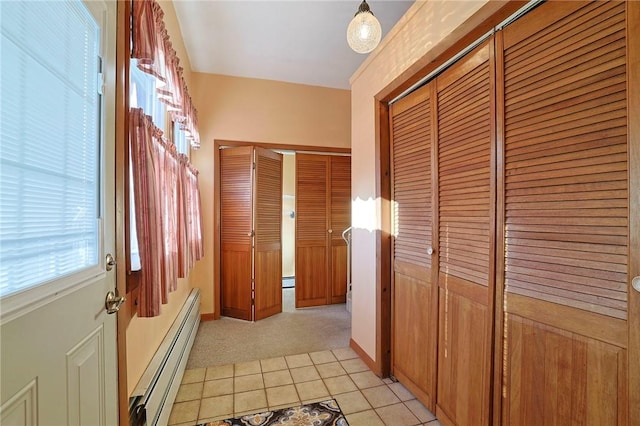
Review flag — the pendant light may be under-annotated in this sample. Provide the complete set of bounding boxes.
[346,0,382,54]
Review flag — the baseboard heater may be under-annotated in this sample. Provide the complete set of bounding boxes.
[129,288,201,426]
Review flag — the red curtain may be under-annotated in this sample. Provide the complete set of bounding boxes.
[130,109,204,317]
[129,109,163,316]
[130,0,204,316]
[186,162,204,268]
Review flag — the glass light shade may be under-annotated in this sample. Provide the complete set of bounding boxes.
[347,8,382,54]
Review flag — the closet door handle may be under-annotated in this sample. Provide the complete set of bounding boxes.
[328,229,333,234]
[427,247,434,255]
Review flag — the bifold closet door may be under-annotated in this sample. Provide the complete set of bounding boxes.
[389,83,437,410]
[254,148,283,320]
[296,154,351,307]
[296,154,330,307]
[435,40,495,426]
[330,156,351,304]
[220,146,253,320]
[499,2,629,423]
[220,146,283,321]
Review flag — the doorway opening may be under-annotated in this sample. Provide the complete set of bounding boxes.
[281,151,296,280]
[214,140,351,321]
[281,151,296,311]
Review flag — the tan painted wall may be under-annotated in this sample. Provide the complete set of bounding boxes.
[190,73,351,314]
[159,0,192,90]
[282,153,296,195]
[349,0,498,361]
[125,0,195,395]
[282,154,296,277]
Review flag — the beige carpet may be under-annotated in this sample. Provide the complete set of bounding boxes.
[186,288,351,369]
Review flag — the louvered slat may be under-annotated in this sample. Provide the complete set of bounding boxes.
[255,154,282,245]
[296,156,328,241]
[438,55,491,287]
[392,95,432,268]
[503,1,628,319]
[220,147,252,245]
[331,156,351,237]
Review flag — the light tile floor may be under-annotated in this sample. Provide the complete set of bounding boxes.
[169,347,442,426]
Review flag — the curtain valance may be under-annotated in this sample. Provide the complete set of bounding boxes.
[132,0,200,148]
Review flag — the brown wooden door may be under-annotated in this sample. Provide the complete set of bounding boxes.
[295,154,330,307]
[498,2,630,423]
[254,148,283,320]
[221,146,283,321]
[220,146,253,320]
[295,154,351,307]
[629,2,640,422]
[389,83,438,410]
[330,155,351,304]
[435,40,495,426]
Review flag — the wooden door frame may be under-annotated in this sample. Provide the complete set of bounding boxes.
[115,1,131,423]
[212,140,350,318]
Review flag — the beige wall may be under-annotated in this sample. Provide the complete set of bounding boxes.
[159,0,192,90]
[190,73,351,314]
[282,154,296,277]
[282,153,296,195]
[125,283,192,394]
[125,0,195,395]
[349,0,499,361]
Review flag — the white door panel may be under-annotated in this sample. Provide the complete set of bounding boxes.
[1,277,118,425]
[0,0,118,424]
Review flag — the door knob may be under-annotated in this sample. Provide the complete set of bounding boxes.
[427,247,434,255]
[633,276,640,293]
[105,290,126,314]
[328,229,333,234]
[105,253,116,271]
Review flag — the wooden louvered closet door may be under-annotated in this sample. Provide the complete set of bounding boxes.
[499,2,629,423]
[296,154,330,307]
[254,148,283,320]
[435,40,495,426]
[220,146,253,320]
[294,154,352,308]
[220,146,283,321]
[330,156,351,304]
[390,83,437,410]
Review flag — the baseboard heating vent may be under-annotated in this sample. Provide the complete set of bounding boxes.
[130,288,200,426]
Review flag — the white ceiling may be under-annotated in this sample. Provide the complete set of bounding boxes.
[173,0,414,90]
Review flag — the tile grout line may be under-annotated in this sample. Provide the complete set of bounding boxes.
[170,348,438,426]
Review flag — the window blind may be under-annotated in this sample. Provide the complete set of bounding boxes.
[0,0,101,297]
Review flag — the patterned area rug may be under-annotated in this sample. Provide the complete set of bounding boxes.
[198,399,349,426]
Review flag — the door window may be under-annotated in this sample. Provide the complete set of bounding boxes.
[0,1,102,300]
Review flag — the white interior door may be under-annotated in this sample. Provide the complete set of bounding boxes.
[0,1,118,424]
